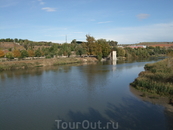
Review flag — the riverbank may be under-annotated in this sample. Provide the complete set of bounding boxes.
[130,57,173,102]
[0,57,98,71]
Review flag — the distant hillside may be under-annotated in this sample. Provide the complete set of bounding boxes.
[138,42,173,47]
[0,42,25,50]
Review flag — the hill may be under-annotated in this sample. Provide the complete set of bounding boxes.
[138,42,173,47]
[0,42,25,50]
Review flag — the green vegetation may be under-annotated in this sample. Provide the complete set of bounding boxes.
[113,46,167,59]
[0,36,116,61]
[130,52,173,97]
[0,37,172,61]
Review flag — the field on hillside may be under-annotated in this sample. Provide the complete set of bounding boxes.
[0,42,24,50]
[138,42,173,47]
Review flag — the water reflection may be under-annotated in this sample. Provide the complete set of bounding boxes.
[52,96,168,130]
[130,85,173,129]
[0,65,74,81]
[0,57,172,130]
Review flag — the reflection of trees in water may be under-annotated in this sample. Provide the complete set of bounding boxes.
[81,64,111,91]
[0,65,73,81]
[52,96,172,130]
[57,65,72,73]
[52,108,116,130]
[0,68,43,80]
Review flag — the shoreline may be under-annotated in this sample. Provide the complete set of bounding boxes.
[130,85,173,112]
[130,57,173,109]
[0,57,98,71]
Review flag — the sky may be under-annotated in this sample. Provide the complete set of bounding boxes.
[0,0,173,44]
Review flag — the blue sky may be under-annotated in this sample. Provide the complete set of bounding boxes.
[0,0,173,44]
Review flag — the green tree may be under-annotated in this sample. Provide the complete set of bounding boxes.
[21,50,29,58]
[71,39,77,51]
[71,39,77,44]
[108,40,118,46]
[14,38,19,43]
[6,52,14,59]
[97,39,111,58]
[49,44,59,56]
[61,43,71,57]
[23,40,29,50]
[95,43,102,61]
[117,47,125,57]
[75,44,86,57]
[85,35,96,55]
[8,48,12,51]
[35,50,42,57]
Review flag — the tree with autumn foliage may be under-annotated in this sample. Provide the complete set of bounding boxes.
[0,50,5,58]
[27,50,35,57]
[85,35,96,55]
[13,50,21,58]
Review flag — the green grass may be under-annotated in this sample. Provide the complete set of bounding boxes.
[131,58,173,97]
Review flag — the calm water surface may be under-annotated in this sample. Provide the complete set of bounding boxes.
[0,58,172,130]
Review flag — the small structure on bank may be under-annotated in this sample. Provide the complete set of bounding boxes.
[107,51,117,61]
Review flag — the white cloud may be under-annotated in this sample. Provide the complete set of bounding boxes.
[136,13,150,20]
[42,7,56,12]
[99,22,173,44]
[98,21,112,24]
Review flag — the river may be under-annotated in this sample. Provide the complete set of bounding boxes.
[0,58,172,130]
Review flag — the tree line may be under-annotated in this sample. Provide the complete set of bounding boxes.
[0,38,53,46]
[113,46,169,59]
[0,35,118,60]
[0,36,172,60]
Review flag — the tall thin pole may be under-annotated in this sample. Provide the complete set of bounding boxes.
[65,35,67,43]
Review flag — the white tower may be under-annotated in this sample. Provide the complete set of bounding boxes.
[112,51,117,61]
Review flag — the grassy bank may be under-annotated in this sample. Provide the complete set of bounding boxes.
[0,57,98,71]
[130,58,173,97]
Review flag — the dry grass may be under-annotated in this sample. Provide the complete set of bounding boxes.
[0,57,98,71]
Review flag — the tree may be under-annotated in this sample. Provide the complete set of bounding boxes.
[61,43,71,57]
[13,50,21,58]
[117,47,125,57]
[6,52,14,59]
[95,43,102,61]
[75,44,86,57]
[0,50,5,58]
[108,40,118,46]
[8,48,12,51]
[85,35,96,55]
[23,40,29,50]
[97,39,111,58]
[49,44,59,56]
[14,38,19,43]
[71,39,77,51]
[71,39,77,44]
[21,50,29,58]
[28,50,35,57]
[35,50,42,57]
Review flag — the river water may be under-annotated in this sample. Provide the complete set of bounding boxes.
[0,58,172,130]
